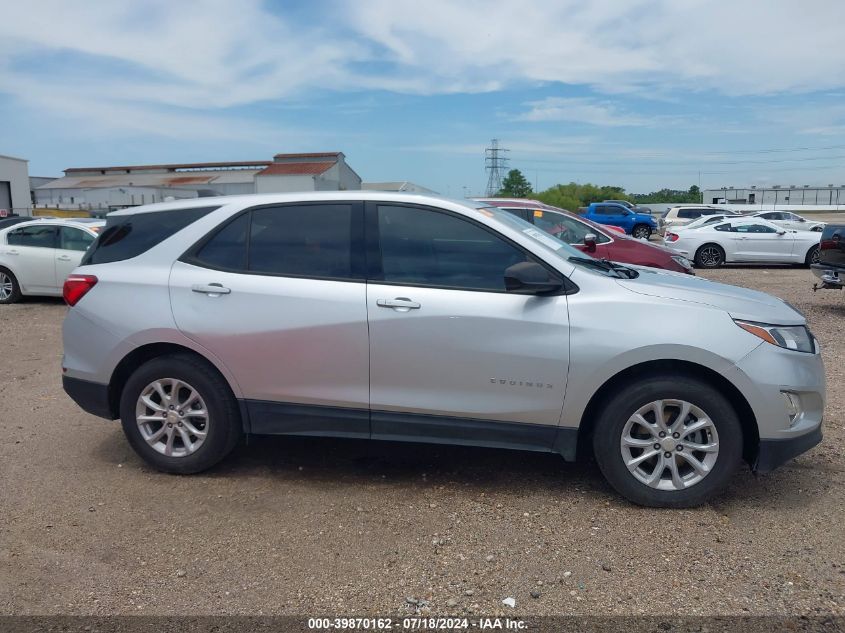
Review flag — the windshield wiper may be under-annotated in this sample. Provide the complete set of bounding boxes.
[599,258,639,279]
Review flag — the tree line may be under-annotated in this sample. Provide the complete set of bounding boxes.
[495,169,702,208]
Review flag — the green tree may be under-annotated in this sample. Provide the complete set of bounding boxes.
[497,169,533,198]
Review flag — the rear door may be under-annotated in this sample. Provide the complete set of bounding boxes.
[55,226,96,286]
[169,202,370,436]
[365,202,570,449]
[3,224,58,293]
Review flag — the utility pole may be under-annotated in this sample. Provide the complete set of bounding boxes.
[485,139,509,196]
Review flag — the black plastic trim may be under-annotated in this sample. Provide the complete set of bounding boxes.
[754,425,823,473]
[62,375,115,420]
[241,399,578,458]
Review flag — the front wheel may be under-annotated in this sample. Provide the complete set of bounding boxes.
[631,224,651,240]
[695,244,725,268]
[119,354,242,474]
[592,376,742,507]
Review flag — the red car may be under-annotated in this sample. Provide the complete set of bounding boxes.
[476,198,694,275]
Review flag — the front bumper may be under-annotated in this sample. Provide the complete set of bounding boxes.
[63,375,115,420]
[755,425,823,472]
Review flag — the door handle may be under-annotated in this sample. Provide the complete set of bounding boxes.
[57,255,72,261]
[377,297,421,311]
[191,283,231,296]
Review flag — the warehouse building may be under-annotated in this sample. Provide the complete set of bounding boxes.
[704,185,845,207]
[34,152,361,212]
[0,153,32,216]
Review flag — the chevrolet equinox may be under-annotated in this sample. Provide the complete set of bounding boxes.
[61,193,825,507]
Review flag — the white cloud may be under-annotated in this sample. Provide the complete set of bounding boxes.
[516,97,652,126]
[2,0,845,141]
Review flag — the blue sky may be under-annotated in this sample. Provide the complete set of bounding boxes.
[2,0,845,195]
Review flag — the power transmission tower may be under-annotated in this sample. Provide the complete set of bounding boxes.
[485,139,509,196]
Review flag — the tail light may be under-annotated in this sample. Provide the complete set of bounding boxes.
[63,275,98,306]
[665,233,679,242]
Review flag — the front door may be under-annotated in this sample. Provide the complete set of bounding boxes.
[169,202,370,436]
[366,202,570,450]
[732,223,793,262]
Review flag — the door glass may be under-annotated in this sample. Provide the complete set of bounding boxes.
[193,213,249,271]
[248,204,356,279]
[736,224,777,233]
[6,225,57,248]
[59,226,95,251]
[376,205,531,291]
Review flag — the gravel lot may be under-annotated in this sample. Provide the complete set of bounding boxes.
[1,266,844,617]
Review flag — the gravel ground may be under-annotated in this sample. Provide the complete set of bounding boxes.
[1,267,844,617]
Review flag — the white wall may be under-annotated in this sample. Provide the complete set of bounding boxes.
[0,155,31,215]
[254,174,316,193]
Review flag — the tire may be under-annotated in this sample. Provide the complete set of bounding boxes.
[119,354,241,474]
[0,267,22,304]
[805,245,820,267]
[592,375,743,508]
[631,224,651,240]
[694,243,725,268]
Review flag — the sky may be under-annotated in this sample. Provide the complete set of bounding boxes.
[2,0,845,196]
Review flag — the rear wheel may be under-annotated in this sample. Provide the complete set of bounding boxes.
[632,224,651,240]
[694,244,725,268]
[0,268,21,304]
[592,375,743,507]
[119,354,241,474]
[805,245,820,267]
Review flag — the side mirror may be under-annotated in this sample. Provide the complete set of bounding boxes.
[583,233,597,253]
[777,230,787,235]
[504,262,564,295]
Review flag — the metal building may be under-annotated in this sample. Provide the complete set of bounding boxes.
[34,152,362,212]
[0,154,32,216]
[703,185,845,209]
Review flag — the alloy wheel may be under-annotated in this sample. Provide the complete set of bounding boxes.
[633,226,650,239]
[698,246,722,267]
[0,272,12,301]
[135,378,209,457]
[620,399,719,491]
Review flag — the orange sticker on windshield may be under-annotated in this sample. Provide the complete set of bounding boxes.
[533,210,543,218]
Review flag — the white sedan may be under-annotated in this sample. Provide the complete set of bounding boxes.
[663,217,821,268]
[671,214,737,232]
[0,218,104,303]
[750,211,825,232]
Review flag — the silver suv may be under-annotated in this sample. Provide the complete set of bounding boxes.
[61,193,825,507]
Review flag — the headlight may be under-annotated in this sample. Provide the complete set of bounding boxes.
[670,255,692,270]
[734,320,815,353]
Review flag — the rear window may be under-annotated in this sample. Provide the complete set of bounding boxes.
[81,207,218,265]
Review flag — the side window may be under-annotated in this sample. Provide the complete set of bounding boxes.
[193,213,249,271]
[678,209,701,219]
[736,224,777,234]
[83,206,218,265]
[714,223,732,232]
[59,226,95,251]
[700,209,717,216]
[376,205,531,292]
[248,204,356,279]
[7,225,57,248]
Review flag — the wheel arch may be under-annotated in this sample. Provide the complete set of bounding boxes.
[107,342,247,430]
[575,359,759,466]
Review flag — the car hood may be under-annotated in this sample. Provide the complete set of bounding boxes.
[614,267,804,324]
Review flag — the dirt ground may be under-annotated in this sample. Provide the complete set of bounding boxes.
[1,267,844,617]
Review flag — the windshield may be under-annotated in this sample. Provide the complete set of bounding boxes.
[480,206,587,259]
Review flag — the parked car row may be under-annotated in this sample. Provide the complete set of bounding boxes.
[662,217,822,268]
[59,192,824,509]
[0,218,105,303]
